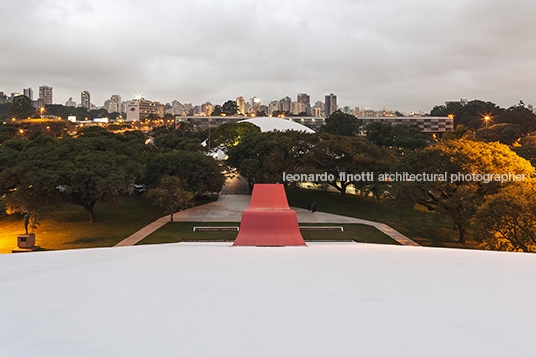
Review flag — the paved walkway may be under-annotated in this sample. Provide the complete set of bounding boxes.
[114,195,420,247]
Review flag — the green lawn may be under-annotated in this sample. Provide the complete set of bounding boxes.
[137,222,397,245]
[0,186,478,254]
[286,188,479,249]
[0,195,215,254]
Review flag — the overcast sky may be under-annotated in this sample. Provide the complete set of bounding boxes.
[2,0,536,113]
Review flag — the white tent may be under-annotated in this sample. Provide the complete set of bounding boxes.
[239,117,315,133]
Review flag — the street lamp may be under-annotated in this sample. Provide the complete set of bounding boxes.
[207,105,211,153]
[484,116,490,128]
[40,107,44,119]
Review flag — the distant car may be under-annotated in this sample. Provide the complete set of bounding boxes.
[130,184,145,195]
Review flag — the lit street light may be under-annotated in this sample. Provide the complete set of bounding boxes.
[484,116,490,128]
[207,105,211,153]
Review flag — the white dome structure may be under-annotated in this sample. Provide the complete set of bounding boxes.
[238,117,315,133]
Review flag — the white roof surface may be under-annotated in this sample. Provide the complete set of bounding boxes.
[1,242,536,356]
[239,117,315,133]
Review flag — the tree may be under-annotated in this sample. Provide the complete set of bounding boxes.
[351,146,397,219]
[319,110,360,136]
[211,105,222,116]
[429,100,502,130]
[226,131,315,189]
[209,122,260,151]
[392,139,534,244]
[8,95,36,119]
[0,132,145,223]
[496,103,536,135]
[473,181,536,252]
[144,151,225,194]
[154,134,203,152]
[146,176,194,222]
[306,134,384,202]
[222,100,238,116]
[366,122,395,147]
[366,122,426,151]
[475,123,522,145]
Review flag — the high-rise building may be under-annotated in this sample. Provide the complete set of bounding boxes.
[250,97,261,113]
[171,100,181,115]
[292,101,306,115]
[324,93,337,117]
[39,85,53,105]
[81,91,91,109]
[268,100,281,115]
[236,97,246,115]
[297,93,311,115]
[23,88,33,101]
[109,95,121,113]
[313,101,324,117]
[280,96,291,112]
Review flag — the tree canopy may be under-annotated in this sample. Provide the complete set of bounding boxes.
[319,110,360,136]
[365,122,427,151]
[221,100,238,116]
[392,139,534,243]
[474,181,536,252]
[226,131,314,189]
[144,150,225,194]
[0,131,146,223]
[8,95,36,119]
[146,176,194,222]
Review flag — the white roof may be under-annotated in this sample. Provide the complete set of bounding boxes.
[1,242,536,356]
[238,117,315,133]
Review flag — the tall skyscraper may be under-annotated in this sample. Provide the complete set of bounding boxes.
[81,91,91,109]
[39,85,53,105]
[23,88,33,101]
[236,97,246,115]
[109,95,121,113]
[324,93,337,117]
[297,93,311,115]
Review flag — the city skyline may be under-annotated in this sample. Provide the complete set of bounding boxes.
[2,0,536,112]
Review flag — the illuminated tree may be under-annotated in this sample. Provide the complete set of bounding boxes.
[392,139,534,244]
[474,181,536,252]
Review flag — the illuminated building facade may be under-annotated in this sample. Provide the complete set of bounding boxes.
[81,91,91,109]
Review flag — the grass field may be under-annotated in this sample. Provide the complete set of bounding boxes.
[0,196,215,254]
[137,222,398,245]
[0,186,479,254]
[285,188,479,249]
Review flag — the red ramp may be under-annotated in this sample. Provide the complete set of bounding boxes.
[233,184,306,246]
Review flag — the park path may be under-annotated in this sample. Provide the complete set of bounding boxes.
[114,194,420,247]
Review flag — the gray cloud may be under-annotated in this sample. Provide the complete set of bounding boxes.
[1,0,536,112]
